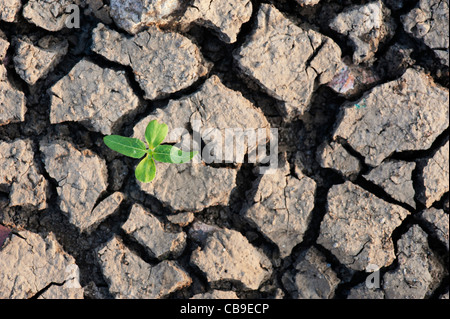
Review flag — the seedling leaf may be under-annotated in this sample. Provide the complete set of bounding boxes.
[135,155,156,183]
[145,120,168,149]
[153,145,197,164]
[104,135,147,159]
[104,120,196,183]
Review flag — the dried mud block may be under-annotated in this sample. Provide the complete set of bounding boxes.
[0,36,9,61]
[190,227,272,290]
[82,192,124,233]
[40,140,108,231]
[0,0,22,22]
[109,0,183,34]
[189,221,222,243]
[234,4,343,119]
[182,0,252,43]
[365,160,416,208]
[0,139,48,210]
[0,231,84,299]
[383,225,445,299]
[402,0,449,66]
[317,181,410,271]
[421,208,449,250]
[420,141,449,207]
[167,212,195,227]
[241,159,316,258]
[0,65,26,126]
[330,1,396,64]
[49,59,141,135]
[347,282,385,299]
[138,162,237,212]
[23,0,79,31]
[13,35,69,85]
[97,236,192,298]
[92,23,209,100]
[317,141,362,177]
[282,247,340,299]
[122,204,187,259]
[331,69,449,167]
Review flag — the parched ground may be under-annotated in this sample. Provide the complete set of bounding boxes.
[0,0,448,299]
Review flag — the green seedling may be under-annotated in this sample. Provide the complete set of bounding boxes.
[103,120,197,183]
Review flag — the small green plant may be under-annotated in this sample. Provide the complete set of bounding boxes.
[103,120,197,183]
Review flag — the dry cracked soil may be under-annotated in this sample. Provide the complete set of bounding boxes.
[0,0,449,300]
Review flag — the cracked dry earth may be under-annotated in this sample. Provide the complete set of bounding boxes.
[0,0,448,300]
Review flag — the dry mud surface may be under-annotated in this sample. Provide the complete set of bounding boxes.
[0,0,448,299]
